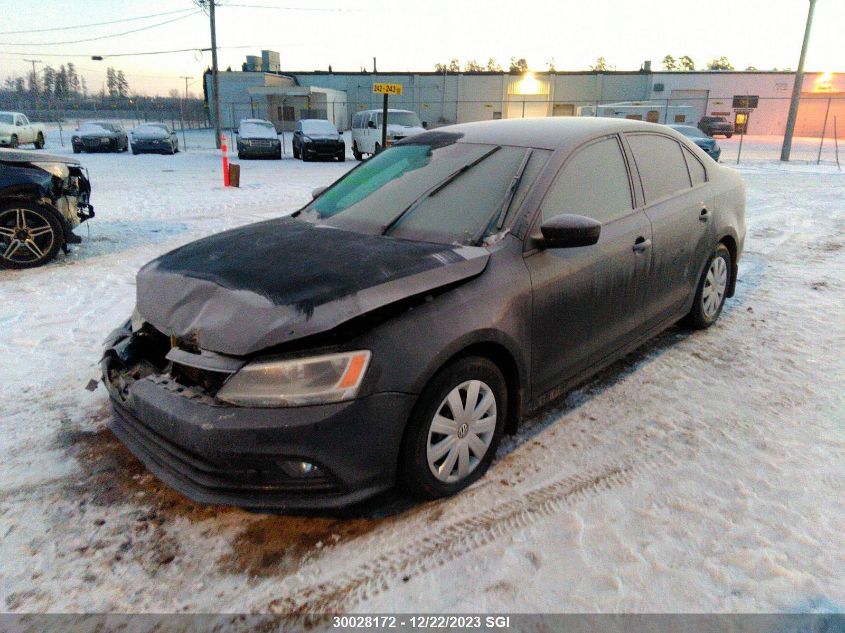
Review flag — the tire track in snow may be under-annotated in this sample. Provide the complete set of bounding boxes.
[265,452,661,614]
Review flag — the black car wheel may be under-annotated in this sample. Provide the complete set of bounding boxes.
[399,356,507,499]
[686,243,732,330]
[130,145,138,155]
[726,133,733,139]
[34,133,45,149]
[352,142,363,161]
[292,144,300,159]
[9,135,18,149]
[0,202,63,269]
[337,151,346,162]
[72,146,81,154]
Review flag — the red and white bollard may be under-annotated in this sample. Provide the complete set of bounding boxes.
[221,133,230,187]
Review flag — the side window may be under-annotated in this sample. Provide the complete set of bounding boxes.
[19,115,29,125]
[683,146,707,186]
[541,137,633,224]
[626,134,691,203]
[352,114,360,129]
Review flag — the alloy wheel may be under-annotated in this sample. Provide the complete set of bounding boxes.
[0,207,56,266]
[701,255,728,319]
[426,380,497,483]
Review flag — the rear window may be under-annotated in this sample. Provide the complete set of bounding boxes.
[626,134,691,203]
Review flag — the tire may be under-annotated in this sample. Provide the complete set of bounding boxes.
[0,202,63,269]
[352,143,363,161]
[399,356,507,500]
[34,133,45,149]
[726,133,733,139]
[10,135,18,149]
[130,145,138,155]
[685,243,732,330]
[72,147,81,154]
[237,151,244,159]
[276,149,282,160]
[374,142,381,155]
[337,152,346,162]
[292,144,299,159]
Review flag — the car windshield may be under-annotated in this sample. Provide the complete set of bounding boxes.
[138,124,167,132]
[240,121,276,138]
[301,120,337,135]
[302,137,543,245]
[82,122,115,132]
[377,112,422,128]
[673,125,705,138]
[0,114,14,125]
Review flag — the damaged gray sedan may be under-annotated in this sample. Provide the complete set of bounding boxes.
[102,118,745,510]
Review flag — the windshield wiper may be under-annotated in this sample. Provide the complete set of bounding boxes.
[471,149,533,245]
[381,145,502,235]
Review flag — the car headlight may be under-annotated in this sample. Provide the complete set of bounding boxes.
[32,162,70,179]
[216,350,371,407]
[101,136,110,142]
[303,136,313,143]
[242,139,252,146]
[72,136,80,142]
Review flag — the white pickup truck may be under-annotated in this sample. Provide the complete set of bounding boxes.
[0,112,46,149]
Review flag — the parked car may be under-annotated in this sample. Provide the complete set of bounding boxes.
[1,148,94,269]
[130,123,179,155]
[72,121,129,154]
[102,118,745,510]
[350,109,425,160]
[698,116,734,138]
[292,119,345,162]
[0,112,46,149]
[236,118,281,159]
[668,124,721,161]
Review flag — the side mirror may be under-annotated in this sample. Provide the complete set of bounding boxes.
[311,186,328,199]
[422,121,429,129]
[537,214,601,249]
[367,121,376,129]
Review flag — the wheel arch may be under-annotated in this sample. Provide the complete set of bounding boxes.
[413,332,527,435]
[717,232,739,297]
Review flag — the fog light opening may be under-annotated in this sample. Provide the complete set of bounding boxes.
[277,459,320,478]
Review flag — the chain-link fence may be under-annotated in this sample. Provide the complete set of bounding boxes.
[223,94,843,166]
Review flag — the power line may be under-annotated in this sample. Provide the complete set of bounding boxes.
[2,12,202,46]
[223,3,357,10]
[0,46,251,59]
[0,8,197,35]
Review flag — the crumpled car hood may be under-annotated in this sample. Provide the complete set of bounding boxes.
[135,217,489,356]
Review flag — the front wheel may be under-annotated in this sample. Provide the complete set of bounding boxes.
[0,202,63,269]
[686,244,731,329]
[399,356,507,499]
[352,142,363,161]
[9,135,18,149]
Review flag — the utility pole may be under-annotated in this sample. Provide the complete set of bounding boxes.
[180,76,192,149]
[781,0,817,162]
[199,0,222,149]
[24,59,41,114]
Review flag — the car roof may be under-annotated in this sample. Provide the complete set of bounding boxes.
[356,109,416,115]
[432,117,683,150]
[299,118,333,123]
[240,118,272,124]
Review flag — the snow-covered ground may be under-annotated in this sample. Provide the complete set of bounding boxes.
[0,131,843,619]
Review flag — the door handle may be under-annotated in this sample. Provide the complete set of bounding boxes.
[699,207,710,222]
[632,237,651,253]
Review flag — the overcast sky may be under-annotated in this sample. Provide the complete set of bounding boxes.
[0,0,843,96]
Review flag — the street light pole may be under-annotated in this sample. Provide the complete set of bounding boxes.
[781,0,817,162]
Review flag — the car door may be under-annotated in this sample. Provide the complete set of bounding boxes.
[15,115,32,143]
[624,132,714,324]
[293,120,302,151]
[524,134,654,398]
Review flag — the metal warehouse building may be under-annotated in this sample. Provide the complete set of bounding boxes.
[207,62,843,137]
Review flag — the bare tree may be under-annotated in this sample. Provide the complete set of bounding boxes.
[546,57,556,72]
[590,56,610,71]
[447,59,460,73]
[485,58,502,72]
[464,59,483,72]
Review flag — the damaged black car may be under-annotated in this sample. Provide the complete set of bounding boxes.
[102,118,745,510]
[1,148,94,269]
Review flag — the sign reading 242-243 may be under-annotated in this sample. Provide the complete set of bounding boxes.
[373,83,403,96]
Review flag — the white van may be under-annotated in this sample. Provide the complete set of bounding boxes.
[350,109,425,160]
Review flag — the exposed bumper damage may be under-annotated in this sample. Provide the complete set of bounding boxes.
[102,218,489,508]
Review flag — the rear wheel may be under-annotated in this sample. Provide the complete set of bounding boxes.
[399,356,507,499]
[0,202,63,269]
[686,243,731,329]
[34,132,45,149]
[352,142,363,161]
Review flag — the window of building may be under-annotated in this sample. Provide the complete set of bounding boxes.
[625,114,643,121]
[541,137,633,224]
[646,110,660,123]
[626,134,692,203]
[674,114,686,123]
